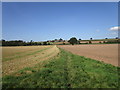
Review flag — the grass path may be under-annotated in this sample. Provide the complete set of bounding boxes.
[2,48,119,88]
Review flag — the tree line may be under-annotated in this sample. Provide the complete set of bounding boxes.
[1,40,50,46]
[1,37,119,46]
[68,37,120,45]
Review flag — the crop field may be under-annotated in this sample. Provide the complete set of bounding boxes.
[58,44,119,66]
[2,46,49,58]
[2,45,59,76]
[2,45,119,89]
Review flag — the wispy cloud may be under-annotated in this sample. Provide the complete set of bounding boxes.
[109,32,117,35]
[107,26,118,37]
[109,26,120,31]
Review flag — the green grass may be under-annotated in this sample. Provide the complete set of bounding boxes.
[2,48,119,89]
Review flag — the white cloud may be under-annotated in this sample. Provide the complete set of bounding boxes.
[110,32,117,35]
[109,26,120,31]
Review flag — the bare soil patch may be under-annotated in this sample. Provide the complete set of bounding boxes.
[58,44,119,66]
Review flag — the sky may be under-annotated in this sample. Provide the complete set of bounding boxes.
[2,2,118,41]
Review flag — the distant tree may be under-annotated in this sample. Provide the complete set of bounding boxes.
[60,38,63,40]
[39,42,42,45]
[43,42,47,45]
[79,38,81,40]
[2,40,25,46]
[68,37,78,45]
[105,38,108,39]
[89,41,92,44]
[90,38,92,40]
[2,39,6,46]
[54,39,57,41]
[115,37,118,39]
[34,42,38,45]
[78,38,81,44]
[59,38,63,42]
[2,39,5,42]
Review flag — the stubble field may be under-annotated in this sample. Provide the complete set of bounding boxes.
[2,45,59,76]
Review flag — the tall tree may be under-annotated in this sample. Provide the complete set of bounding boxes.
[68,37,78,45]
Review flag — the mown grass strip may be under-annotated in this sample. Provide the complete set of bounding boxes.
[3,46,52,62]
[2,48,119,88]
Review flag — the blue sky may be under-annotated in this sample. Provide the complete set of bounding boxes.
[2,2,118,41]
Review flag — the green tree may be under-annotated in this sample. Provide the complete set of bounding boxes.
[59,38,63,42]
[90,38,92,40]
[89,41,92,44]
[68,37,78,45]
[43,42,47,45]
